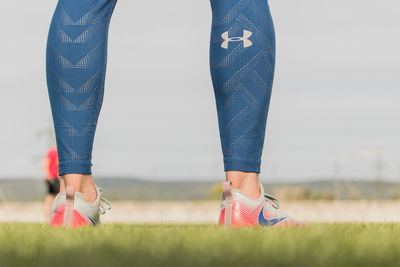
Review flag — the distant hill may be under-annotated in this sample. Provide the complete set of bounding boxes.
[0,178,399,201]
[0,178,217,201]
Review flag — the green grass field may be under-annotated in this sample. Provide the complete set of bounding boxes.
[1,223,399,267]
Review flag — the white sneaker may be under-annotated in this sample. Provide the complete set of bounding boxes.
[49,186,110,227]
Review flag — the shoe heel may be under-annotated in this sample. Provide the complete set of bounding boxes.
[63,186,74,227]
[222,182,233,228]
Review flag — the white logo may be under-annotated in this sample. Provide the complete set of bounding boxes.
[221,30,253,49]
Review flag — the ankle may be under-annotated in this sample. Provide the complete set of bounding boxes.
[226,171,261,200]
[61,174,97,203]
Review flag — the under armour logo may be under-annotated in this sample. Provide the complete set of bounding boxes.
[221,30,253,49]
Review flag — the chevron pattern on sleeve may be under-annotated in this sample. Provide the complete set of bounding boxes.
[46,0,117,175]
[210,0,276,173]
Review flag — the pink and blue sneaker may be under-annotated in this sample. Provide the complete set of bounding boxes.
[219,182,305,227]
[49,186,111,227]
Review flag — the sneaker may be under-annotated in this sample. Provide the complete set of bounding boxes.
[49,186,111,227]
[218,182,304,227]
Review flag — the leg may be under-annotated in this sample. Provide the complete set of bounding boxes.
[44,194,56,220]
[44,179,60,218]
[46,0,117,202]
[210,0,275,199]
[59,174,97,202]
[226,171,260,199]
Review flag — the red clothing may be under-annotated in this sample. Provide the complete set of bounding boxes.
[46,148,59,180]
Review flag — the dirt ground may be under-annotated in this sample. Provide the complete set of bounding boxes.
[1,201,400,223]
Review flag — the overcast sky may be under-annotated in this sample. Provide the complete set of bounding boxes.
[0,0,399,181]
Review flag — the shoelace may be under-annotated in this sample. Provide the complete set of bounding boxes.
[97,188,111,215]
[264,193,280,209]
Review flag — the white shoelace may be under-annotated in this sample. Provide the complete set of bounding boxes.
[97,188,111,215]
[264,193,280,209]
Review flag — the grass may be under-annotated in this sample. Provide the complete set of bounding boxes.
[0,223,400,267]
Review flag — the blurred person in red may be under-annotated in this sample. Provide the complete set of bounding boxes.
[43,146,60,219]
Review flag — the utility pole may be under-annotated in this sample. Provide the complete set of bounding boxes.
[375,150,384,182]
[374,150,385,199]
[35,117,55,149]
[32,118,56,174]
[333,161,342,200]
[0,188,7,202]
[151,163,158,181]
[398,163,400,197]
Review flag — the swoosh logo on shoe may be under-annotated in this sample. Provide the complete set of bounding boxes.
[258,207,287,226]
[86,216,96,225]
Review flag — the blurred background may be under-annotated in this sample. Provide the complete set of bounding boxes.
[0,0,399,222]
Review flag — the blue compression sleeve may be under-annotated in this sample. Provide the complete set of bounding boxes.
[46,0,117,175]
[210,0,276,173]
